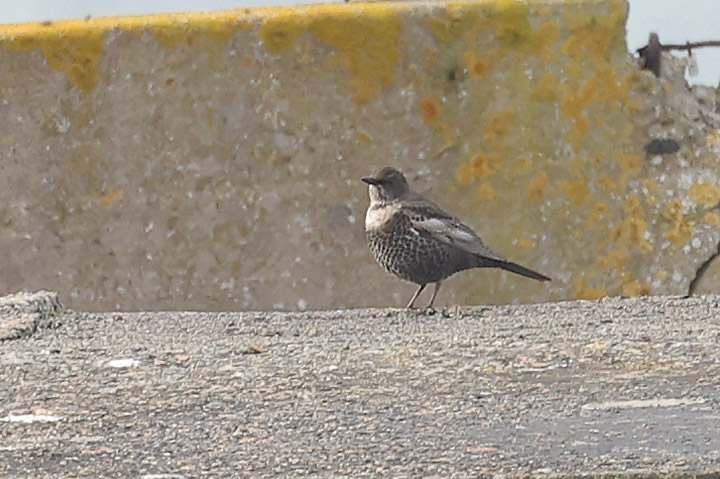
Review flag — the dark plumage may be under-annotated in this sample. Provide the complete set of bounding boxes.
[637,32,662,77]
[362,166,550,308]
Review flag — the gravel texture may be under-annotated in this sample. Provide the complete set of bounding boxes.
[2,295,720,478]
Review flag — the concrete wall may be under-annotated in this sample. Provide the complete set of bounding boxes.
[1,0,719,311]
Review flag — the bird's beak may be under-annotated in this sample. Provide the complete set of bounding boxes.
[362,176,380,186]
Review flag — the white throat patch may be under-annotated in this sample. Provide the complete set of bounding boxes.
[365,203,402,231]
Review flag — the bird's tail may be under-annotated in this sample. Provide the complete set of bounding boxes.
[493,260,551,282]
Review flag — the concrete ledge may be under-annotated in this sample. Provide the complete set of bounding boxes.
[2,294,720,476]
[2,1,720,311]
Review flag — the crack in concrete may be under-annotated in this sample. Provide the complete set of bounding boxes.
[688,238,720,296]
[687,88,720,298]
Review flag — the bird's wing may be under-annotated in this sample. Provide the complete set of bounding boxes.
[401,196,506,262]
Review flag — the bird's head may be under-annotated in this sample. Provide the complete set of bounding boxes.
[362,166,410,203]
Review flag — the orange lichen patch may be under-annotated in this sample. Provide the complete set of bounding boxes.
[662,198,693,246]
[355,131,373,144]
[531,71,559,103]
[435,122,455,144]
[562,72,624,149]
[688,183,720,207]
[595,175,617,191]
[475,183,497,202]
[586,202,608,228]
[533,20,560,64]
[463,49,505,79]
[597,246,629,269]
[704,211,720,226]
[621,93,643,114]
[1,11,249,91]
[566,116,589,150]
[562,77,597,117]
[565,61,584,82]
[493,1,532,48]
[420,97,442,124]
[622,280,651,297]
[464,51,490,78]
[148,17,238,60]
[615,152,642,186]
[512,157,532,174]
[515,237,535,250]
[101,188,124,206]
[0,3,406,96]
[425,4,477,43]
[311,9,402,105]
[612,194,652,252]
[558,180,589,205]
[563,65,630,119]
[483,109,516,142]
[576,277,608,300]
[589,65,631,106]
[561,6,626,62]
[456,163,474,187]
[666,220,693,246]
[662,198,684,219]
[528,172,550,200]
[466,152,505,179]
[654,270,670,282]
[2,28,105,91]
[641,178,659,205]
[258,5,403,105]
[616,151,643,171]
[708,131,720,146]
[561,66,632,146]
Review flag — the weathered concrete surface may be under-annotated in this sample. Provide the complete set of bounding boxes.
[2,1,720,311]
[2,294,720,477]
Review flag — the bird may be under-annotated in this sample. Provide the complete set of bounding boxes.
[362,166,550,309]
[637,32,662,77]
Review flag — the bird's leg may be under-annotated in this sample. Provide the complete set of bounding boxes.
[406,284,426,309]
[426,281,442,309]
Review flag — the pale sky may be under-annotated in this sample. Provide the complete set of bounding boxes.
[626,0,720,86]
[2,0,718,86]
